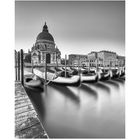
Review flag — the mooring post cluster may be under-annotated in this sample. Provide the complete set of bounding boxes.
[15,49,24,86]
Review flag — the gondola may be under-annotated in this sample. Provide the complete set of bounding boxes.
[100,69,111,81]
[64,67,98,83]
[120,67,125,77]
[55,67,63,72]
[71,69,79,75]
[63,67,79,76]
[111,69,120,79]
[81,72,98,83]
[49,72,81,86]
[120,71,125,77]
[24,76,44,91]
[63,67,74,74]
[33,68,81,86]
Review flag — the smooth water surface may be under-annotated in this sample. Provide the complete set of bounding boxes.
[25,69,125,138]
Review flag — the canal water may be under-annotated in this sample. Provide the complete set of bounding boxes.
[24,69,125,138]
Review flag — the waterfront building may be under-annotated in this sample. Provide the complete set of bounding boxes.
[88,51,97,67]
[24,49,31,60]
[68,54,88,67]
[23,53,28,60]
[97,50,117,67]
[61,58,69,65]
[31,22,61,65]
[117,55,125,67]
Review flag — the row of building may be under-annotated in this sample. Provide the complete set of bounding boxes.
[24,22,125,67]
[69,51,125,67]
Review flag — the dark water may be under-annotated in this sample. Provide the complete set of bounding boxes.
[24,69,125,138]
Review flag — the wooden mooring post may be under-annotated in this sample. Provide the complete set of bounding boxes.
[15,50,24,85]
[17,51,20,81]
[20,49,24,86]
[31,59,33,73]
[78,57,80,76]
[96,57,99,72]
[45,53,47,83]
[103,60,105,72]
[88,59,90,73]
[65,54,67,78]
[115,60,117,69]
[15,50,17,81]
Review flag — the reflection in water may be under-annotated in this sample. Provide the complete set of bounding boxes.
[49,84,80,105]
[25,78,125,138]
[119,77,125,81]
[112,78,125,84]
[80,84,98,99]
[94,82,111,94]
[102,80,120,89]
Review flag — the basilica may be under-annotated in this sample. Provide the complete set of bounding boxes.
[31,22,61,65]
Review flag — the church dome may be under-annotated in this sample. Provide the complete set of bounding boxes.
[36,22,54,42]
[37,32,54,41]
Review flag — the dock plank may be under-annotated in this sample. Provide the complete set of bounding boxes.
[15,82,48,138]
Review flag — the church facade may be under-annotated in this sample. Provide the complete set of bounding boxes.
[31,22,61,65]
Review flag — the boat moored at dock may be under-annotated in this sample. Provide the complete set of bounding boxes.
[99,69,111,81]
[33,68,81,86]
[120,67,125,77]
[111,68,120,79]
[24,76,44,91]
[81,72,98,83]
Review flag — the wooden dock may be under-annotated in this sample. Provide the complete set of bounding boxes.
[15,82,48,138]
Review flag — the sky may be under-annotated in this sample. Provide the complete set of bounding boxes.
[15,1,125,58]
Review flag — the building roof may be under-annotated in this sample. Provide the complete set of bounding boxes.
[88,51,97,55]
[117,55,125,59]
[69,54,87,56]
[99,50,116,54]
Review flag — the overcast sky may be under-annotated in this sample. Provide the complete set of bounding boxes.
[15,1,125,58]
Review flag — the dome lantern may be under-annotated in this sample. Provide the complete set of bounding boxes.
[42,22,48,32]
